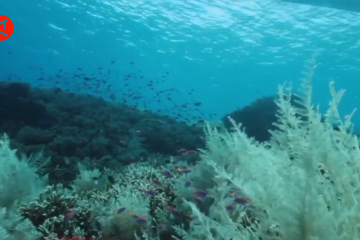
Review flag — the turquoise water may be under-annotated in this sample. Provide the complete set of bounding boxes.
[1,0,360,125]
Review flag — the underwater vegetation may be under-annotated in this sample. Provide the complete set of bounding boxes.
[0,77,278,240]
[1,0,359,238]
[1,60,360,240]
[0,80,206,186]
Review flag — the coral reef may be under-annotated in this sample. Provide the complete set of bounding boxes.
[0,82,204,187]
[2,73,359,240]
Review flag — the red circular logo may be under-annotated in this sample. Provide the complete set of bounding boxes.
[0,15,14,41]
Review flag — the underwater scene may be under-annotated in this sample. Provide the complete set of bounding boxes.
[1,0,360,240]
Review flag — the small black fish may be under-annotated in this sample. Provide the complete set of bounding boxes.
[108,176,115,184]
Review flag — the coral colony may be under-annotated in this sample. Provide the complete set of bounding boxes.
[2,72,360,240]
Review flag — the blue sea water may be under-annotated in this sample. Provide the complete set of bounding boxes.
[1,0,360,125]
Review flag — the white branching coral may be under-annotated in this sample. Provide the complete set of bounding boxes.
[175,78,360,240]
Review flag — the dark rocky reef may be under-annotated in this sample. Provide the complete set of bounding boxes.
[0,82,204,186]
